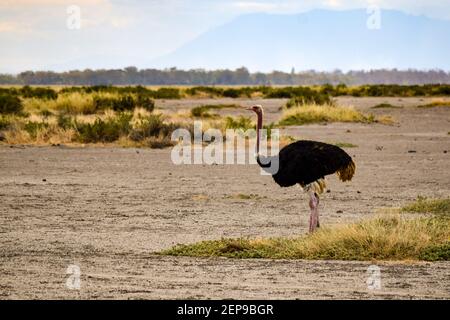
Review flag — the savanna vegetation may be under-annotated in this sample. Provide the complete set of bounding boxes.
[0,83,425,147]
[160,197,450,261]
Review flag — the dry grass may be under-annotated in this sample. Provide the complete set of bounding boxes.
[4,123,75,145]
[161,197,450,262]
[278,104,393,126]
[23,92,97,114]
[226,193,266,200]
[160,214,449,261]
[417,99,450,108]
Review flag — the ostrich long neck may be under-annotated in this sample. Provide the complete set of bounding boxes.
[256,111,262,156]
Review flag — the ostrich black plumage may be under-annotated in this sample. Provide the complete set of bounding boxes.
[247,105,356,233]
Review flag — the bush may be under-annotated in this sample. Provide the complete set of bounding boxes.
[112,95,135,112]
[151,88,181,99]
[136,93,155,112]
[129,114,180,142]
[75,113,132,143]
[265,86,332,105]
[93,94,154,113]
[92,96,115,111]
[191,104,239,118]
[24,121,49,138]
[39,109,54,117]
[279,104,372,125]
[185,86,224,97]
[20,86,57,100]
[57,113,74,129]
[222,88,241,98]
[225,116,253,131]
[0,93,23,114]
[0,115,12,130]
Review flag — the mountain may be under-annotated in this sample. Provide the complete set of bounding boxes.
[149,9,450,72]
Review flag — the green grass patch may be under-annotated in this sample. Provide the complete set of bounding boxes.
[191,104,240,118]
[417,101,450,108]
[332,142,358,148]
[401,197,450,215]
[371,103,402,109]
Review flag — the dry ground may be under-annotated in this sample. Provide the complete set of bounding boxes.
[0,97,449,299]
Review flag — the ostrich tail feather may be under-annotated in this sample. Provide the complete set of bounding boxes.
[337,160,356,182]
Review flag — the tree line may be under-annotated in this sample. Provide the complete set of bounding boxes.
[1,67,450,85]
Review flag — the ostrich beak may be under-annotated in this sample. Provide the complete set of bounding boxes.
[245,107,253,110]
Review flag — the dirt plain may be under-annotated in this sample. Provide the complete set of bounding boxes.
[0,97,449,299]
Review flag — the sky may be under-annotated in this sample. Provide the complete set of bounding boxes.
[1,0,450,73]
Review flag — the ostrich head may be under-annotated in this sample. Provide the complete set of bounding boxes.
[247,105,263,116]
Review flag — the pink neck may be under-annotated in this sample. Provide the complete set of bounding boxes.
[256,111,262,155]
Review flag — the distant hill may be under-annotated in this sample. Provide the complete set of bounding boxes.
[150,9,450,71]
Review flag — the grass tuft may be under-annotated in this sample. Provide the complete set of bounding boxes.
[332,142,358,148]
[160,215,449,261]
[371,103,402,109]
[417,100,450,108]
[191,104,239,118]
[401,197,450,215]
[278,104,381,126]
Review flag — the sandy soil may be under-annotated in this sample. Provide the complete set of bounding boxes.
[0,97,449,299]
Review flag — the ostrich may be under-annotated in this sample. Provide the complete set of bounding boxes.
[247,105,355,233]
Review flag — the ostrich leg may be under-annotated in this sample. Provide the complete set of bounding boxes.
[308,192,320,233]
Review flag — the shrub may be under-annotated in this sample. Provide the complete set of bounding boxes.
[93,95,142,112]
[151,88,181,99]
[0,93,23,114]
[112,95,135,112]
[191,104,239,118]
[20,86,58,100]
[75,112,132,143]
[185,86,224,97]
[24,121,50,138]
[224,116,254,131]
[0,115,12,130]
[279,104,373,126]
[285,93,333,108]
[136,93,155,112]
[129,114,182,142]
[39,109,54,117]
[57,113,74,130]
[146,136,175,149]
[222,88,241,98]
